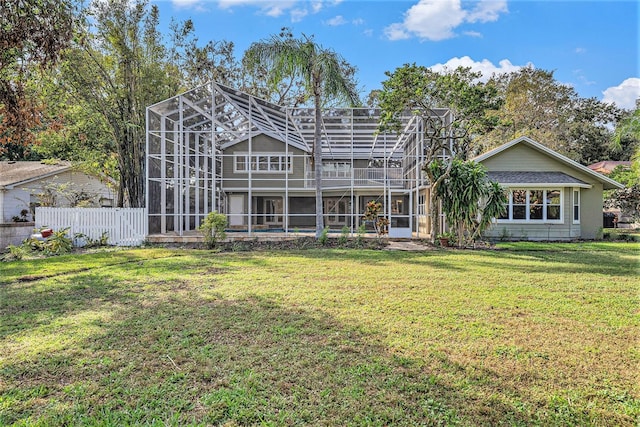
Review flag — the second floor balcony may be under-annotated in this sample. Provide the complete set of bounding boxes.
[306,168,406,189]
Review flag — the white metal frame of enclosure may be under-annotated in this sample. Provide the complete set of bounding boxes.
[146,81,452,237]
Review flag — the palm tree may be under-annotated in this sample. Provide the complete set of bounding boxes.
[244,31,360,238]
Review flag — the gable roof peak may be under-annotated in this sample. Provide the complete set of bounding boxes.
[473,136,624,190]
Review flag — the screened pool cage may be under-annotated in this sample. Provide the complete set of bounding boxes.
[146,81,452,237]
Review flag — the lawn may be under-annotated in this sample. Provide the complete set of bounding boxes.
[0,243,638,426]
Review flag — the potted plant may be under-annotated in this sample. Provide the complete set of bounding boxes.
[437,231,455,247]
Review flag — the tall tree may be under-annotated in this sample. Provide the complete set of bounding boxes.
[243,32,360,237]
[0,0,74,159]
[63,0,239,207]
[377,64,501,242]
[241,28,309,107]
[481,66,621,163]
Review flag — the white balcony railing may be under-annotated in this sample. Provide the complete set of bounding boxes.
[306,168,405,188]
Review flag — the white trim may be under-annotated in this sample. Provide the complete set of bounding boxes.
[233,152,293,174]
[573,188,580,224]
[473,136,624,190]
[501,182,592,189]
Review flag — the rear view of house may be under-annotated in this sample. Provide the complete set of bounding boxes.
[146,83,622,241]
[146,82,452,238]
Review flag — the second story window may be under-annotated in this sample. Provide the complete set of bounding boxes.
[234,154,292,173]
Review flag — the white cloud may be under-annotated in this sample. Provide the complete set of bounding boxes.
[575,47,587,54]
[352,18,364,26]
[171,0,210,10]
[291,8,308,22]
[325,15,347,26]
[463,30,482,38]
[172,0,200,7]
[602,78,640,110]
[384,0,507,41]
[430,56,525,82]
[217,0,297,18]
[466,0,508,23]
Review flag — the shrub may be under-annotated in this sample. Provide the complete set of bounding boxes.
[199,211,227,249]
[44,228,73,255]
[318,227,330,246]
[338,225,350,246]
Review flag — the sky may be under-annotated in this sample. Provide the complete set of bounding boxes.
[151,0,639,109]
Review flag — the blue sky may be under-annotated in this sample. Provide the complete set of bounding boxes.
[152,0,639,109]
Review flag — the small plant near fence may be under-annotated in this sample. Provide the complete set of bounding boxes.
[199,211,227,249]
[2,227,73,261]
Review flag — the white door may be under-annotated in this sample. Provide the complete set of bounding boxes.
[229,195,244,226]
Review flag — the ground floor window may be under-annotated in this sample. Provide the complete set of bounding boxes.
[499,188,563,222]
[573,189,580,224]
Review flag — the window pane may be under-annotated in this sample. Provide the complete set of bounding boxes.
[269,156,280,171]
[236,156,246,171]
[512,190,526,219]
[258,156,268,171]
[513,190,526,205]
[513,206,526,219]
[547,190,561,205]
[548,206,560,220]
[530,205,543,219]
[574,205,579,221]
[529,190,543,220]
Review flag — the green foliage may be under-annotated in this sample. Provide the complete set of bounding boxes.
[199,211,227,249]
[1,244,29,261]
[46,228,73,254]
[432,159,507,247]
[356,223,366,247]
[338,225,350,246]
[13,227,74,258]
[0,0,74,159]
[378,64,501,243]
[318,227,330,246]
[480,66,622,163]
[74,232,110,248]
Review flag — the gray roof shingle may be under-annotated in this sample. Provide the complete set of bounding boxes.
[0,161,71,188]
[487,171,588,185]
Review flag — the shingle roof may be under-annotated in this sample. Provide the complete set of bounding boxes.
[0,161,71,188]
[473,136,624,190]
[487,171,588,185]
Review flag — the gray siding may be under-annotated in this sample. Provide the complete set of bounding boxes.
[222,134,308,190]
[481,144,607,240]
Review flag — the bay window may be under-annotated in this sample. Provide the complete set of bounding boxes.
[500,188,563,222]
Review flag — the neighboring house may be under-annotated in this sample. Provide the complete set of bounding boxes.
[0,161,115,223]
[474,137,624,240]
[587,160,632,175]
[145,82,622,240]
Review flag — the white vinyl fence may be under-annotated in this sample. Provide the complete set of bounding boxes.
[36,207,147,246]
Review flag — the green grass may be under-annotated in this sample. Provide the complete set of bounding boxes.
[1,242,638,426]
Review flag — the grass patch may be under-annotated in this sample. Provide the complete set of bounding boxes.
[1,243,638,425]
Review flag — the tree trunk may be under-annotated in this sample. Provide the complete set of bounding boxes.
[314,89,324,238]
